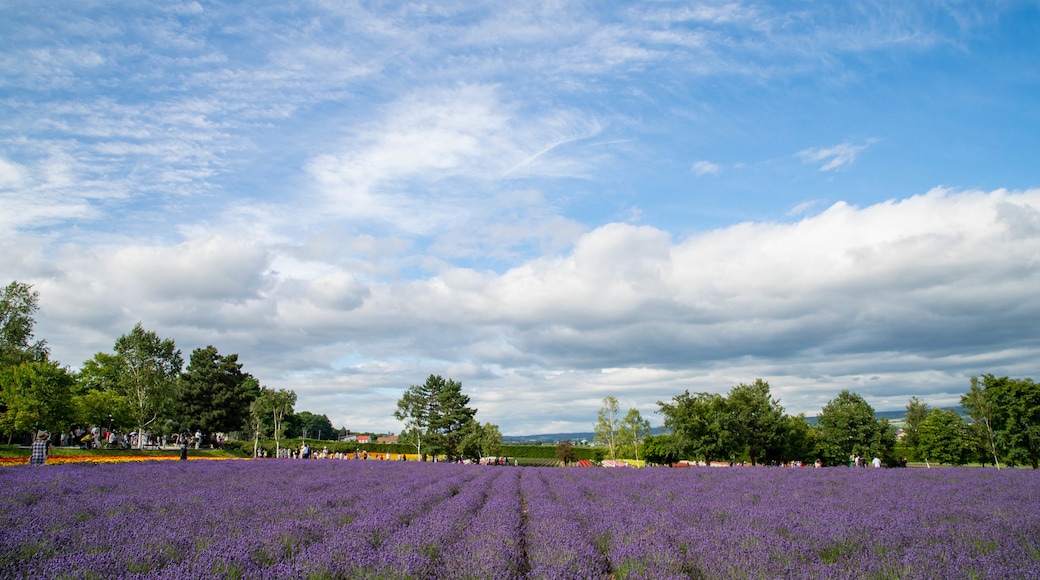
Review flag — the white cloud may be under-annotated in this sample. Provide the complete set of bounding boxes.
[305,84,602,233]
[798,139,878,171]
[0,156,27,189]
[18,188,1038,433]
[692,160,721,175]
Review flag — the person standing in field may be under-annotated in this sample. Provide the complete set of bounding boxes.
[30,432,51,466]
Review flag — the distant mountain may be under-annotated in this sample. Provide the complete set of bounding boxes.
[503,428,666,445]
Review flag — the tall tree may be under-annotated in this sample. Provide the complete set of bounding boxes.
[1000,377,1040,469]
[175,346,259,438]
[971,375,1040,469]
[111,323,183,449]
[903,397,929,460]
[429,376,477,460]
[918,408,970,466]
[813,390,895,466]
[0,281,49,368]
[287,411,335,441]
[658,391,739,465]
[618,407,651,464]
[460,421,503,462]
[593,395,621,461]
[961,375,1003,468]
[394,375,477,461]
[0,361,77,442]
[251,387,296,457]
[394,377,436,459]
[728,379,785,465]
[775,413,816,465]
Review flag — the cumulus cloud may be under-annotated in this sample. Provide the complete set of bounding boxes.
[17,187,1038,433]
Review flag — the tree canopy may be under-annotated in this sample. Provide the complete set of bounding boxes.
[813,390,895,466]
[0,281,49,368]
[175,346,259,437]
[394,375,477,460]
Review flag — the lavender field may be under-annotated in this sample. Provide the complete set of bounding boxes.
[2,461,1039,579]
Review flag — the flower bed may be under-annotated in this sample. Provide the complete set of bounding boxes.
[1,461,1038,578]
[0,455,238,466]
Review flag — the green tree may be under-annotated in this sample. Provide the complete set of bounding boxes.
[175,346,259,439]
[288,411,336,441]
[394,377,436,458]
[618,407,651,464]
[593,395,621,461]
[555,439,578,465]
[108,323,183,449]
[78,352,122,393]
[813,390,896,466]
[775,413,816,465]
[640,433,679,466]
[918,408,970,466]
[251,387,296,457]
[728,379,785,465]
[460,421,503,462]
[1000,377,1040,469]
[961,375,1003,468]
[430,376,477,460]
[0,361,77,442]
[0,281,49,368]
[971,375,1040,469]
[658,391,739,465]
[74,389,135,435]
[903,397,929,460]
[394,375,476,460]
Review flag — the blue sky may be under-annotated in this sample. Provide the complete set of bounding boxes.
[2,1,1039,434]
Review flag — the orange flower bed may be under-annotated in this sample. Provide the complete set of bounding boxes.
[0,455,241,467]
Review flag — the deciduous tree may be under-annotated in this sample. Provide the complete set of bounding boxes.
[969,375,1040,469]
[251,387,296,457]
[555,439,578,465]
[728,379,784,465]
[918,408,970,466]
[618,407,651,464]
[658,391,739,465]
[460,421,503,462]
[903,396,929,460]
[110,323,183,449]
[0,281,48,368]
[0,361,76,442]
[813,390,895,466]
[593,395,621,461]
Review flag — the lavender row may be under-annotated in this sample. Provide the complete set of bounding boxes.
[2,461,1040,578]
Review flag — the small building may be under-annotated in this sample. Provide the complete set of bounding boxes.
[377,435,399,444]
[355,435,371,444]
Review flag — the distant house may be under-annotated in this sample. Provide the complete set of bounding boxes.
[377,435,399,444]
[355,435,371,444]
[340,435,357,442]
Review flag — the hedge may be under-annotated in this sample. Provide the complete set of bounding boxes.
[231,439,600,460]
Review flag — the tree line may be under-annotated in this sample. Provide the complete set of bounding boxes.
[0,281,310,452]
[596,376,1039,469]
